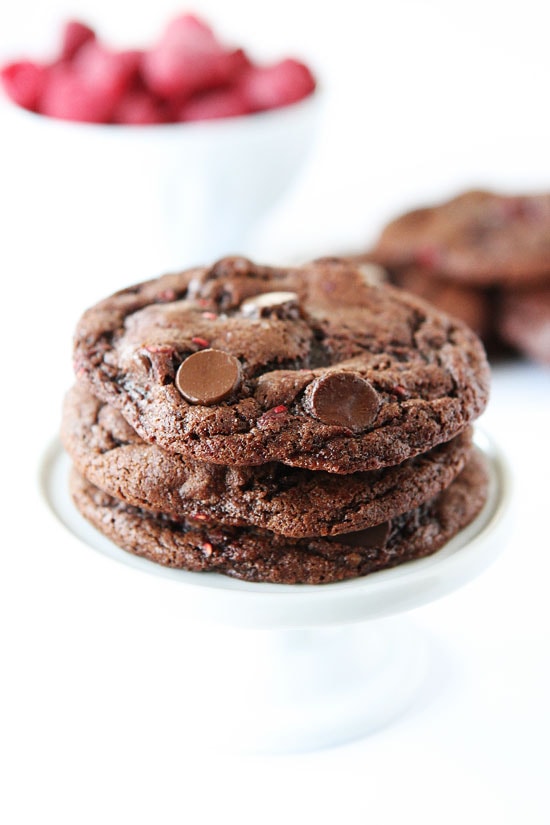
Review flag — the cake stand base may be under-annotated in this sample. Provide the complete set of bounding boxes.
[190,619,426,753]
[40,430,510,753]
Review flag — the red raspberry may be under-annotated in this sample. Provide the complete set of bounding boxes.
[39,65,113,123]
[241,59,315,111]
[112,90,167,125]
[0,61,47,110]
[73,42,141,101]
[178,87,251,121]
[142,46,219,99]
[215,48,251,82]
[141,13,239,100]
[60,20,96,61]
[156,289,177,302]
[414,245,443,270]
[2,14,316,124]
[163,14,217,45]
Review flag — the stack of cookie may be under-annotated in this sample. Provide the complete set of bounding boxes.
[62,257,491,584]
[365,189,550,365]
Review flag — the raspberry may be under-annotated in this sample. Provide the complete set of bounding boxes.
[142,46,222,99]
[1,14,316,124]
[42,43,144,122]
[162,14,219,51]
[391,385,409,398]
[0,61,47,110]
[241,59,315,111]
[216,48,251,82]
[141,14,240,100]
[414,246,443,270]
[60,20,96,61]
[112,90,167,125]
[259,405,288,424]
[39,65,113,123]
[73,42,141,101]
[156,288,177,302]
[178,87,250,121]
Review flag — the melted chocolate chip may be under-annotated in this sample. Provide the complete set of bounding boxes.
[328,522,390,549]
[306,372,379,431]
[175,349,241,405]
[240,291,300,319]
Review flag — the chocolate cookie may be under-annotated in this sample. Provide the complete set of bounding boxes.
[73,256,489,472]
[61,383,474,537]
[389,266,495,341]
[500,285,550,365]
[370,190,550,285]
[69,453,490,585]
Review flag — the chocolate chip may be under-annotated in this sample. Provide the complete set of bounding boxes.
[240,291,300,319]
[306,372,379,431]
[175,349,241,405]
[328,522,390,549]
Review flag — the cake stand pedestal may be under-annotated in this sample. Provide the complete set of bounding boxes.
[41,431,510,753]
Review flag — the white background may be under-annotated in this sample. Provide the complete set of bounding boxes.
[1,2,549,824]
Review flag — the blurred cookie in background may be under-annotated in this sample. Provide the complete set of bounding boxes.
[500,284,550,366]
[389,266,495,342]
[362,189,550,365]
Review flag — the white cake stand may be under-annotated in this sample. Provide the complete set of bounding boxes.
[40,430,511,753]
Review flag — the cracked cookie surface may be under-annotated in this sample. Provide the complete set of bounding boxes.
[73,256,490,472]
[62,383,474,537]
[69,453,489,585]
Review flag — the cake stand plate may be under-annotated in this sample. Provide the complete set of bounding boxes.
[40,430,511,752]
